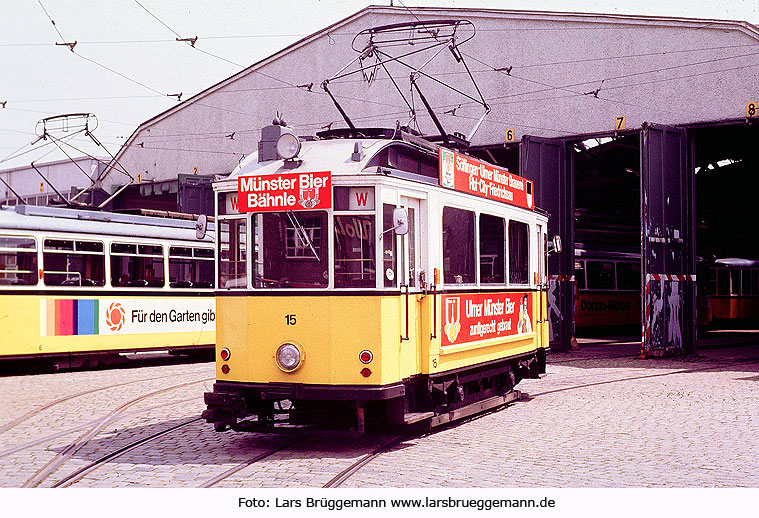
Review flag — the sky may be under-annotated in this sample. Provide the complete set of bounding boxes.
[1,0,758,170]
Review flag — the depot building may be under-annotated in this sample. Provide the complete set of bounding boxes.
[6,5,758,354]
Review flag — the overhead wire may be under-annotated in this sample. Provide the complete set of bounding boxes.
[16,1,759,169]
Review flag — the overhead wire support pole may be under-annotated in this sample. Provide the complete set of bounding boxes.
[44,133,98,203]
[31,159,74,208]
[321,80,356,129]
[0,176,27,206]
[374,49,486,106]
[410,74,448,144]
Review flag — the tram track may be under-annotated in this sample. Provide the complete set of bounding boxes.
[198,436,310,488]
[529,356,759,398]
[0,369,210,436]
[322,434,411,488]
[0,395,201,460]
[21,376,213,488]
[52,416,204,488]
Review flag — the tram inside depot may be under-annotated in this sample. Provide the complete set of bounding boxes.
[570,123,759,346]
[473,122,759,349]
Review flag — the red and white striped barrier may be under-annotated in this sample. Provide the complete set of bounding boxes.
[547,275,575,281]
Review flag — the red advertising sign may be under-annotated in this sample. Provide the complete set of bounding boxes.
[441,292,533,346]
[237,171,332,212]
[439,148,534,210]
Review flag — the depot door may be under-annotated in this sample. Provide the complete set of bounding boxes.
[520,136,574,351]
[640,123,696,356]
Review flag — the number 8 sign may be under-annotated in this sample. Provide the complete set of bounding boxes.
[746,102,758,118]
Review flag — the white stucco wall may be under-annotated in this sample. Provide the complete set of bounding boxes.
[106,6,759,187]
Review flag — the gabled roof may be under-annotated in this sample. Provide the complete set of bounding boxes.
[107,4,759,176]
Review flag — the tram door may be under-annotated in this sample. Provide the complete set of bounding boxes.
[399,197,421,289]
[398,196,425,374]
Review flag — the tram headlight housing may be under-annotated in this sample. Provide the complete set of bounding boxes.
[276,132,301,160]
[276,343,303,372]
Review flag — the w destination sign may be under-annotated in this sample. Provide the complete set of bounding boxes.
[439,148,533,210]
[237,171,332,212]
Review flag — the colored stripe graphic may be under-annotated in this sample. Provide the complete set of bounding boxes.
[42,299,100,337]
[77,299,97,335]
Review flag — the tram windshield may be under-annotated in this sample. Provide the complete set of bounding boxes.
[251,211,329,288]
[219,207,379,290]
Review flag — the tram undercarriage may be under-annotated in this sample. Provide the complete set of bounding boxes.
[203,350,544,434]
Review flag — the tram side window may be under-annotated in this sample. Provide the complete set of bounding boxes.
[443,207,475,284]
[169,247,214,288]
[616,261,640,291]
[716,269,729,295]
[219,219,247,288]
[731,269,741,296]
[334,215,375,288]
[0,235,37,285]
[586,261,615,290]
[382,204,396,288]
[479,214,505,284]
[508,220,529,285]
[111,243,165,287]
[741,269,751,296]
[43,239,105,286]
[575,261,586,290]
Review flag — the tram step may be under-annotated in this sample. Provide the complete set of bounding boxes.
[430,391,521,428]
[403,411,434,424]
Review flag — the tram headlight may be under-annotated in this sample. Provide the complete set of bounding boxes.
[276,132,301,160]
[276,343,302,372]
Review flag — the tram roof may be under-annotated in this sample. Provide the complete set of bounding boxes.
[0,205,214,243]
[225,137,392,181]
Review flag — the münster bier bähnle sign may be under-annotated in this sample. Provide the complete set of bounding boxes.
[237,171,332,212]
[439,148,533,210]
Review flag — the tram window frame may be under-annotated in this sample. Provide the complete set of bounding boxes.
[169,246,215,289]
[0,235,38,286]
[250,211,329,289]
[730,269,741,296]
[586,260,615,290]
[575,260,586,290]
[479,213,505,284]
[284,214,324,259]
[110,241,165,288]
[616,261,640,291]
[218,217,247,289]
[382,204,397,288]
[741,269,751,296]
[333,213,376,289]
[442,206,475,285]
[508,220,529,286]
[716,268,729,296]
[43,238,105,287]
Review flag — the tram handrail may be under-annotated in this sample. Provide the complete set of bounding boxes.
[401,284,410,342]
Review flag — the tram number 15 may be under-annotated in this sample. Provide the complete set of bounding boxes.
[285,314,297,326]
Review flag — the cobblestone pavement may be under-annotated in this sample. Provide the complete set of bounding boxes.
[1,343,758,488]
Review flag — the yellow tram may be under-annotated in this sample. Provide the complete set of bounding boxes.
[203,123,553,433]
[0,205,216,368]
